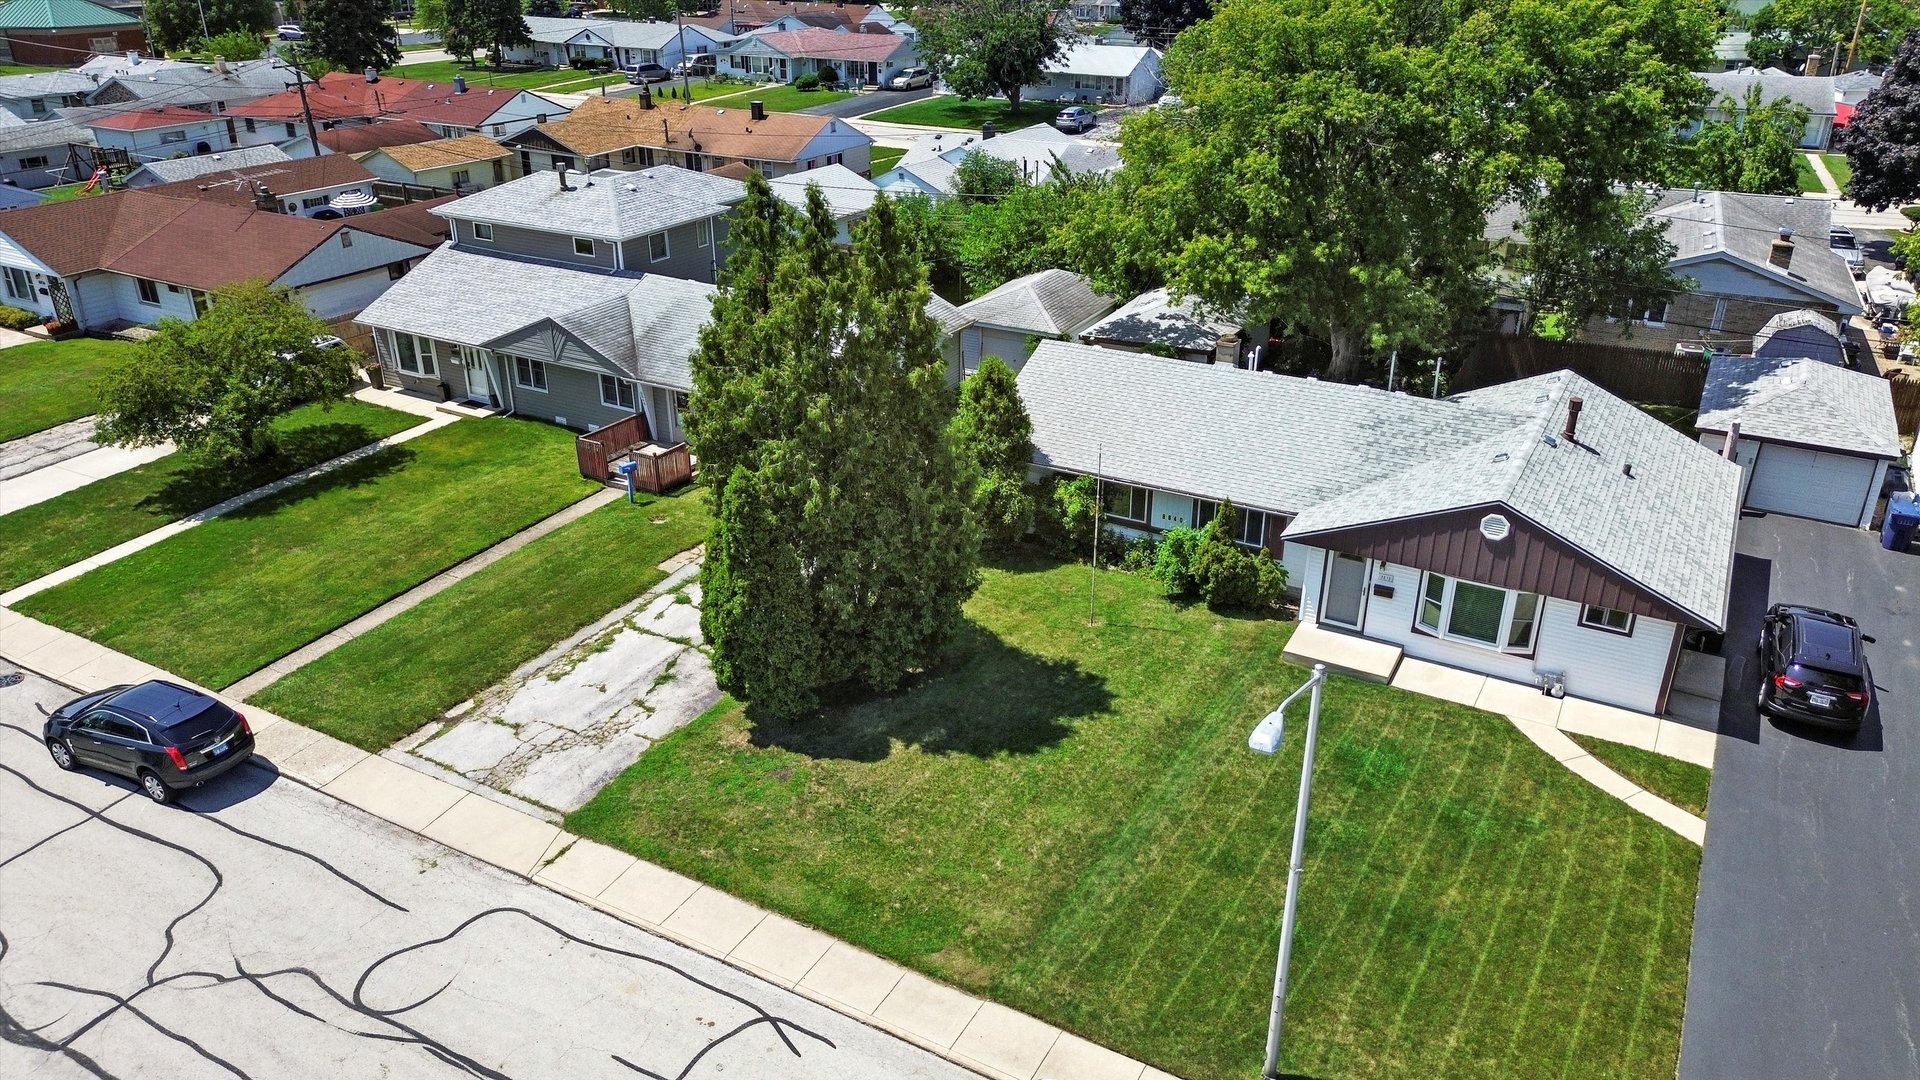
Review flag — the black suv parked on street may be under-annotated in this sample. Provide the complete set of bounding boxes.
[1757,605,1875,731]
[43,681,254,803]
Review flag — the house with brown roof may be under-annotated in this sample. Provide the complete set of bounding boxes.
[142,154,379,219]
[227,72,569,152]
[0,189,438,332]
[501,93,871,180]
[308,119,441,159]
[683,1,885,34]
[721,27,919,86]
[359,135,515,193]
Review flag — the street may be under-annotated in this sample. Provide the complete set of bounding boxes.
[0,666,972,1080]
[1678,515,1920,1080]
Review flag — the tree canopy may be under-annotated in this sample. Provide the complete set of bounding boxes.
[1844,27,1920,209]
[1666,85,1810,195]
[949,355,1036,545]
[908,0,1076,114]
[1088,0,1718,381]
[145,0,273,53]
[1747,0,1918,70]
[95,281,353,465]
[301,0,401,73]
[1117,0,1211,47]
[443,0,533,64]
[688,174,980,717]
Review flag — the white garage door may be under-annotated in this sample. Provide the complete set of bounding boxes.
[1744,444,1877,525]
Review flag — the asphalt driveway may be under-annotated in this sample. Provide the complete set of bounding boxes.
[1679,513,1920,1080]
[0,666,970,1080]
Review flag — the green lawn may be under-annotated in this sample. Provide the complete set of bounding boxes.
[0,400,422,591]
[1795,153,1827,194]
[1569,734,1712,818]
[0,64,61,76]
[869,146,906,175]
[1637,403,1699,440]
[708,82,853,113]
[381,59,619,92]
[1822,152,1853,193]
[19,418,597,690]
[569,556,1701,1080]
[254,488,710,751]
[864,95,1088,130]
[0,338,139,443]
[40,181,107,204]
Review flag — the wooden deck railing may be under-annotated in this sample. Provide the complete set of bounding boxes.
[630,442,694,494]
[575,413,650,482]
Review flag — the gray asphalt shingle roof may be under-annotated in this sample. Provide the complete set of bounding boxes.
[1019,344,1744,630]
[1081,287,1241,352]
[1698,354,1901,458]
[767,162,877,219]
[1649,190,1861,314]
[956,268,1115,335]
[436,164,745,242]
[0,70,95,100]
[1699,69,1836,117]
[126,144,290,185]
[0,116,87,153]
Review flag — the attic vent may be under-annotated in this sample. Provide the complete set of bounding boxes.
[1480,514,1511,541]
[1492,451,1509,463]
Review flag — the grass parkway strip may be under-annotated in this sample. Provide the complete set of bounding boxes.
[567,554,1701,1080]
[0,399,422,591]
[16,417,596,690]
[1568,733,1713,818]
[252,487,712,751]
[0,338,141,443]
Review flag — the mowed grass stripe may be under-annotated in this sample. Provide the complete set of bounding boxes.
[1620,861,1674,1069]
[1436,798,1554,1071]
[18,418,594,688]
[1495,814,1590,1071]
[1556,826,1638,1078]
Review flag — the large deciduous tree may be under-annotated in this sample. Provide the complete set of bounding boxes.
[95,281,353,465]
[145,0,273,53]
[1089,0,1718,381]
[909,0,1075,115]
[443,0,533,65]
[1747,0,1918,71]
[1117,0,1210,47]
[1667,85,1810,194]
[1845,28,1920,209]
[688,174,980,718]
[301,0,401,73]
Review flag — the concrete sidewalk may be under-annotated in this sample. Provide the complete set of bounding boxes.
[0,440,175,515]
[0,610,1177,1080]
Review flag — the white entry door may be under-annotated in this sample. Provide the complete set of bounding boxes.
[1321,553,1370,629]
[465,349,494,405]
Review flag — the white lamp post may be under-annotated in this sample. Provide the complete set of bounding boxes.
[1247,662,1327,1080]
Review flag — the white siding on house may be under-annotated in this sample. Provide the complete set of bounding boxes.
[295,268,404,320]
[973,326,1032,372]
[103,272,198,324]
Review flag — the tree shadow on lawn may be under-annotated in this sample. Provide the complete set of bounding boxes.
[139,421,408,518]
[743,619,1113,763]
[190,442,417,522]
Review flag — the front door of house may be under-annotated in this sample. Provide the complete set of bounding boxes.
[1321,553,1369,629]
[465,349,494,405]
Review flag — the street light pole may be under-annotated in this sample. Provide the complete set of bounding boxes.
[1247,662,1327,1080]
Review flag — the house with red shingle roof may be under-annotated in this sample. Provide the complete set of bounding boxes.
[226,72,569,151]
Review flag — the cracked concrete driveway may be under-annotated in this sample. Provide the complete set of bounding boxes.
[0,665,971,1080]
[403,563,719,814]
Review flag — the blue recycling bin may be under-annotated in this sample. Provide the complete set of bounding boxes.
[1883,492,1920,553]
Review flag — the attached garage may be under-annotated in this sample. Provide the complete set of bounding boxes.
[1697,355,1900,529]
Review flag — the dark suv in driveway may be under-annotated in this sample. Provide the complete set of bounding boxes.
[43,681,254,803]
[1757,604,1874,730]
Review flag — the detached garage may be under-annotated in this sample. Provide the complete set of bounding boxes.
[1697,355,1901,528]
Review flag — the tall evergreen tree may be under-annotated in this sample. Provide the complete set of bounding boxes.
[689,181,980,717]
[444,0,533,65]
[301,0,401,73]
[1845,28,1920,210]
[949,355,1036,545]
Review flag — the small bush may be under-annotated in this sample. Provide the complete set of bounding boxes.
[1117,535,1159,573]
[0,305,42,330]
[569,55,594,70]
[975,472,1036,547]
[1033,474,1120,560]
[1191,500,1288,611]
[795,73,822,91]
[1149,526,1204,597]
[819,65,840,84]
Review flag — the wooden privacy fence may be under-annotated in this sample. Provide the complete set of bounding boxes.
[575,413,649,482]
[1459,335,1708,407]
[1892,376,1920,438]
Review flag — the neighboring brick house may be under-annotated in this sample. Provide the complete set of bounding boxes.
[0,0,144,66]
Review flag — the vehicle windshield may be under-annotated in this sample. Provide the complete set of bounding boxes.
[1798,666,1865,691]
[1831,233,1858,250]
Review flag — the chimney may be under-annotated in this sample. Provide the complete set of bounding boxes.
[1723,420,1740,460]
[750,99,766,121]
[554,161,573,191]
[365,67,379,84]
[454,75,468,93]
[213,55,228,75]
[1768,227,1794,270]
[253,183,277,212]
[126,50,141,65]
[639,85,653,109]
[1562,396,1584,442]
[982,121,996,139]
[1803,51,1822,77]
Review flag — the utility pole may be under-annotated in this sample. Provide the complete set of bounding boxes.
[279,47,322,159]
[675,0,693,102]
[1846,0,1870,72]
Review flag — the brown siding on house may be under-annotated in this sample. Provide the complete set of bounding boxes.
[5,28,147,66]
[1295,503,1706,626]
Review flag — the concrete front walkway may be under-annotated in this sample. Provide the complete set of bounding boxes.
[0,439,175,515]
[0,412,458,607]
[0,609,1176,1080]
[224,486,622,698]
[1805,151,1842,197]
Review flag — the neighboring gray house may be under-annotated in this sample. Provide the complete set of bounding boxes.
[874,123,1118,198]
[1026,42,1163,105]
[0,114,89,188]
[1018,342,1744,715]
[1080,287,1249,364]
[952,268,1116,374]
[433,164,745,282]
[1751,308,1848,367]
[79,55,287,112]
[1694,70,1837,148]
[1696,354,1900,528]
[121,144,292,188]
[356,243,714,439]
[767,162,878,242]
[505,14,736,71]
[1834,68,1883,106]
[0,70,92,121]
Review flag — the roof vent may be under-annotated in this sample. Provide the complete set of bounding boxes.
[1492,451,1509,463]
[1480,513,1511,541]
[1623,462,1636,479]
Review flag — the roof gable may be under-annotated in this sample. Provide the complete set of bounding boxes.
[1697,354,1900,458]
[956,268,1115,334]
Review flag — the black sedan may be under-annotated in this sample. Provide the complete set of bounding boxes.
[1757,604,1875,731]
[43,680,254,803]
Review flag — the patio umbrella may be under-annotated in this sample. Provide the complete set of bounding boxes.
[329,189,377,212]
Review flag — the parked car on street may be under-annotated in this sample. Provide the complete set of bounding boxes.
[674,54,716,77]
[42,681,255,804]
[1830,226,1865,277]
[1757,604,1875,731]
[276,23,303,40]
[890,67,933,90]
[624,63,672,84]
[1054,106,1097,133]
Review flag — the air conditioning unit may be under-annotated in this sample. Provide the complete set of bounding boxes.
[1674,341,1710,359]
